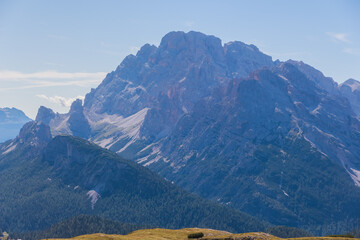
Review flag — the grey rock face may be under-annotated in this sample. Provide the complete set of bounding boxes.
[147,63,360,227]
[68,99,91,139]
[287,60,360,118]
[36,106,56,125]
[225,41,274,77]
[80,31,274,150]
[287,60,339,95]
[18,121,52,147]
[158,62,358,172]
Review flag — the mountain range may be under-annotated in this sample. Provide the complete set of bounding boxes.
[4,31,360,234]
[0,107,31,142]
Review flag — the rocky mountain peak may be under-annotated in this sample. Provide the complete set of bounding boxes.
[136,43,157,59]
[0,107,32,142]
[0,120,51,157]
[224,41,259,53]
[286,59,338,95]
[70,99,84,113]
[4,121,54,158]
[68,99,91,139]
[339,78,360,115]
[0,107,31,123]
[341,78,360,92]
[159,31,222,52]
[18,121,52,145]
[35,106,56,125]
[224,41,274,77]
[82,31,276,118]
[157,31,225,65]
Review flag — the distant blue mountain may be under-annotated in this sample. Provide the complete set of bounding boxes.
[0,107,32,142]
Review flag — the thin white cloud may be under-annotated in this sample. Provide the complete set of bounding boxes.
[47,34,69,40]
[44,62,65,67]
[0,80,103,91]
[0,70,107,80]
[0,70,107,91]
[36,94,85,107]
[184,21,195,27]
[344,48,360,56]
[326,32,351,43]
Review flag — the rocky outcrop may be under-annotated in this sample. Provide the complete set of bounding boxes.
[34,99,90,138]
[339,78,360,115]
[18,121,52,146]
[0,121,52,158]
[35,106,56,125]
[68,99,91,139]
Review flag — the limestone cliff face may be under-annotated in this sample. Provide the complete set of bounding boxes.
[68,99,91,139]
[150,63,360,226]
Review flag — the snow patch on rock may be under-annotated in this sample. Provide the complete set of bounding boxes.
[345,80,360,92]
[87,190,100,209]
[282,190,290,197]
[1,142,17,155]
[278,74,289,82]
[179,77,186,83]
[349,168,360,187]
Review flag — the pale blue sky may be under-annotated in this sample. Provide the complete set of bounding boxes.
[0,0,359,118]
